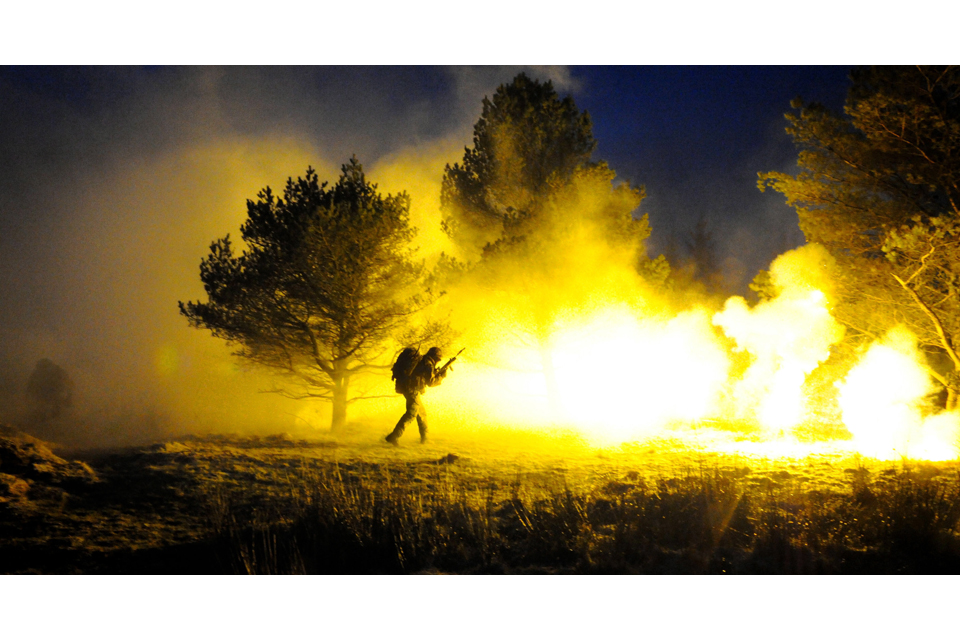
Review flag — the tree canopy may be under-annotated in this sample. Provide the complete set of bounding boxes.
[441,73,666,275]
[441,73,598,254]
[760,65,960,407]
[761,66,960,255]
[179,158,441,430]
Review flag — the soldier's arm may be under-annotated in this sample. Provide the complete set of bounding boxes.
[428,366,447,387]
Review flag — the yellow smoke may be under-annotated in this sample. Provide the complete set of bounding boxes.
[838,326,960,460]
[551,306,730,443]
[713,244,845,432]
[350,174,734,444]
[298,162,958,463]
[74,131,952,462]
[45,136,338,444]
[370,140,462,262]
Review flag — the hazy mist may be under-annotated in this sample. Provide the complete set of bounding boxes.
[0,66,840,447]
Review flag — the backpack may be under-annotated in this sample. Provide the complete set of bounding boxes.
[391,347,421,394]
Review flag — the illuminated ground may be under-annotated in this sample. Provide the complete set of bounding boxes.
[2,424,959,574]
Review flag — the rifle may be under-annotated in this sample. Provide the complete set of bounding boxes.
[439,348,465,375]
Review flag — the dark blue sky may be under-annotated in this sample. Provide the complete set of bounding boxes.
[578,65,850,186]
[571,65,852,260]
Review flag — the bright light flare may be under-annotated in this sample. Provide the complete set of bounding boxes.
[714,289,844,432]
[712,244,845,433]
[551,307,730,444]
[838,327,960,460]
[355,237,959,463]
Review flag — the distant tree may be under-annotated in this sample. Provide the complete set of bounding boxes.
[179,158,444,431]
[26,358,73,422]
[662,230,683,270]
[684,216,721,290]
[760,65,960,407]
[748,269,778,303]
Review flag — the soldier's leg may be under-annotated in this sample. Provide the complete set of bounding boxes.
[386,393,418,444]
[416,400,428,443]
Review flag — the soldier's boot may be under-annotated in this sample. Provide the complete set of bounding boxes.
[387,416,408,446]
[417,416,427,444]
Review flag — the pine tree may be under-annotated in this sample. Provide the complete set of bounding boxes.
[180,158,442,431]
[441,73,598,254]
[760,66,960,407]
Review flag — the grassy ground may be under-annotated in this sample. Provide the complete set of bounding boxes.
[2,426,960,574]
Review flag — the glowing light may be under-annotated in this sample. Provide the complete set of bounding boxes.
[713,245,845,432]
[911,411,960,461]
[551,306,730,443]
[407,242,957,462]
[350,204,954,463]
[838,326,960,460]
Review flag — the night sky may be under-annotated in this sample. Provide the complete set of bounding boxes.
[0,65,855,439]
[571,65,851,260]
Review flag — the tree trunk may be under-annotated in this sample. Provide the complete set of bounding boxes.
[331,373,349,432]
[893,274,960,412]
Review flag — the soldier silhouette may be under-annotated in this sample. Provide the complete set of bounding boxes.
[386,346,457,445]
